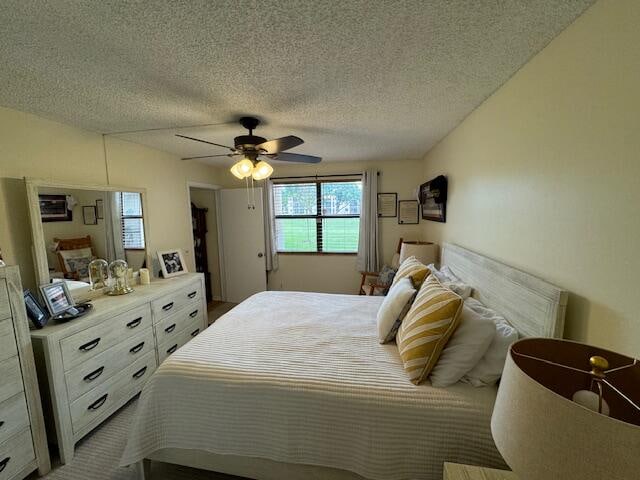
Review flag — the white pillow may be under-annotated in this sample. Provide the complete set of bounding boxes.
[462,298,519,387]
[429,305,495,387]
[376,277,416,344]
[58,247,93,271]
[426,263,472,299]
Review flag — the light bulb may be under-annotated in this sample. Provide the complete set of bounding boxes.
[252,160,273,180]
[230,158,254,179]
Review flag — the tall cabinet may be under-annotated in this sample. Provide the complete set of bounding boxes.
[0,266,50,479]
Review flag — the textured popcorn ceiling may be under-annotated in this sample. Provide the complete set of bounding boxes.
[0,1,594,164]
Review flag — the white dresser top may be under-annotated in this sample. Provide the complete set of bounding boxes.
[31,273,203,340]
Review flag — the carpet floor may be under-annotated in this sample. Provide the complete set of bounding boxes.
[30,398,241,480]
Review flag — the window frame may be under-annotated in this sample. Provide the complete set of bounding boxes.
[273,178,361,255]
[119,192,146,251]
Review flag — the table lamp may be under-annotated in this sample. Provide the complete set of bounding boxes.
[399,241,436,266]
[491,338,639,480]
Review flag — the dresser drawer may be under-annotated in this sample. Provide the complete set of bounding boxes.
[65,327,155,402]
[0,357,23,404]
[60,304,152,371]
[0,319,17,364]
[70,351,156,434]
[151,282,202,324]
[158,318,203,364]
[155,304,204,344]
[0,429,35,480]
[0,393,29,446]
[0,279,9,322]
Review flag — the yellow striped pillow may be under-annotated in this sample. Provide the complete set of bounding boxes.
[396,275,463,384]
[391,256,430,288]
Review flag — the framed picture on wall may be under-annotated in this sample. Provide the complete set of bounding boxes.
[39,194,72,222]
[377,193,397,217]
[419,175,447,222]
[82,206,97,225]
[398,200,419,224]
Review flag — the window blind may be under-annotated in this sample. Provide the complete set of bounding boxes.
[273,180,362,253]
[120,192,145,249]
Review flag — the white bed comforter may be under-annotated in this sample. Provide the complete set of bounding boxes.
[121,291,504,479]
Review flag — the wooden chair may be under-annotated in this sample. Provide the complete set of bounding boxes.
[54,235,95,280]
[358,238,403,296]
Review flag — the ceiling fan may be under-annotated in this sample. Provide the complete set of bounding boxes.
[176,116,322,180]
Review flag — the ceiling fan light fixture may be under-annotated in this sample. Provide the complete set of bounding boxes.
[252,160,273,180]
[230,158,254,179]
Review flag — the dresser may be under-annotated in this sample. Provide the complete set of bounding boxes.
[0,266,50,480]
[30,273,208,464]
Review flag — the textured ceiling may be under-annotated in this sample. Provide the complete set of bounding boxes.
[0,1,594,164]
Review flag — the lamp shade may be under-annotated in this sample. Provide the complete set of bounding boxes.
[491,338,640,480]
[399,241,436,266]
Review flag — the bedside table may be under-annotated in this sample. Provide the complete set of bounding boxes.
[444,462,517,480]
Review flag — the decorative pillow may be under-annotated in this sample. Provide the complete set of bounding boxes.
[462,298,519,387]
[429,305,495,387]
[426,263,472,299]
[391,256,430,289]
[59,247,93,271]
[65,256,92,278]
[377,265,397,288]
[376,277,416,344]
[396,275,463,384]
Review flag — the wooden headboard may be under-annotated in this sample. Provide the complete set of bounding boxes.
[440,243,568,338]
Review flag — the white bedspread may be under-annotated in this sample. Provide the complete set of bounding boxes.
[121,291,504,479]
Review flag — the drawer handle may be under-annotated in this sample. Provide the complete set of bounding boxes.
[0,421,4,429]
[164,324,176,333]
[87,394,108,411]
[0,457,10,473]
[189,309,198,318]
[132,366,148,379]
[126,317,143,329]
[187,291,197,299]
[83,366,105,382]
[162,302,174,311]
[79,338,101,352]
[167,344,178,354]
[130,342,145,354]
[191,328,200,337]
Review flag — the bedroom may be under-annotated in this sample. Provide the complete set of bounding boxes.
[0,1,638,480]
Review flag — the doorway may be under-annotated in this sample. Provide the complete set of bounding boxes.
[188,185,222,304]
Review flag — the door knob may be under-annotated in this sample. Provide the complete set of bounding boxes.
[257,253,264,258]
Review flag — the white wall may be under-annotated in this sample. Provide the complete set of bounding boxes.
[0,105,225,290]
[267,159,426,294]
[421,0,640,357]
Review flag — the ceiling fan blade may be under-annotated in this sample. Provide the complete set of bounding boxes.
[181,154,240,161]
[256,135,303,154]
[176,134,235,151]
[267,152,322,164]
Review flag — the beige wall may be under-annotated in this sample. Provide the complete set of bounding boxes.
[267,159,426,294]
[189,187,222,300]
[421,0,639,356]
[0,105,225,290]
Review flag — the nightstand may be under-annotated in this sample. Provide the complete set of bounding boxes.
[444,463,517,480]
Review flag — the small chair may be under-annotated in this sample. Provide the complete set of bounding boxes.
[358,238,403,296]
[54,235,95,280]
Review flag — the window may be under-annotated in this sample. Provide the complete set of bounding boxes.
[120,192,145,249]
[273,179,362,253]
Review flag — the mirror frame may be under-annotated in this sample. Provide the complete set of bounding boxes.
[25,177,151,287]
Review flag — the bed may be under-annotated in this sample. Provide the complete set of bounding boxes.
[120,243,568,480]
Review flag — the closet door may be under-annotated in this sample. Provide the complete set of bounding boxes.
[218,188,266,303]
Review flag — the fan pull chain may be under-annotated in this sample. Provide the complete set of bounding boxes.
[250,177,256,210]
[245,177,251,209]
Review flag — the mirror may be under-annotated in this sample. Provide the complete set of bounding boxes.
[26,179,150,291]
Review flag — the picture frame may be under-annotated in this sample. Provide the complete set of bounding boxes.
[95,198,104,219]
[39,194,72,222]
[377,192,397,218]
[39,282,75,318]
[157,249,188,278]
[419,175,448,222]
[82,205,97,225]
[23,289,49,329]
[398,200,419,224]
